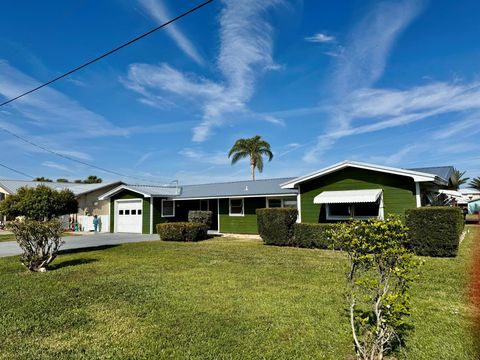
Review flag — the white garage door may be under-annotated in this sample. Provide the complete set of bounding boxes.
[116,200,143,233]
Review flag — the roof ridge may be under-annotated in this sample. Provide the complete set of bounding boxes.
[180,177,296,187]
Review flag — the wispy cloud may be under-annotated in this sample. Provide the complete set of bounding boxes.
[41,161,74,172]
[305,33,335,43]
[179,147,229,165]
[137,0,204,65]
[135,152,152,167]
[124,0,285,142]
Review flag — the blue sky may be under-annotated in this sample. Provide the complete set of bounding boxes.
[0,0,479,184]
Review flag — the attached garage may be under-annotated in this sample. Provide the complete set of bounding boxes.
[115,199,143,233]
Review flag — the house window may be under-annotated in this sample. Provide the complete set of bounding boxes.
[138,209,142,215]
[119,210,124,215]
[267,198,282,208]
[326,202,380,220]
[131,210,136,215]
[283,198,297,208]
[229,198,244,216]
[125,210,130,215]
[162,200,175,217]
[0,193,5,201]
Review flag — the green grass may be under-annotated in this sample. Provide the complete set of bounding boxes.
[0,233,15,242]
[0,227,477,359]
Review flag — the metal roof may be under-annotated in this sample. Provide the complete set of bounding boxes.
[407,166,453,183]
[97,184,180,200]
[176,178,298,199]
[0,180,122,196]
[314,189,383,204]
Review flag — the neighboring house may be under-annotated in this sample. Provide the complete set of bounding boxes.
[98,161,453,235]
[460,188,480,201]
[0,180,122,232]
[468,199,480,214]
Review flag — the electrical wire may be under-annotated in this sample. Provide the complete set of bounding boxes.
[0,0,215,107]
[0,162,33,179]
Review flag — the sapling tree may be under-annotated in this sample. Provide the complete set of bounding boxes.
[333,216,418,360]
[0,185,78,272]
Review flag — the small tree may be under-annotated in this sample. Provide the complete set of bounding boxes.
[228,135,273,180]
[449,168,469,190]
[33,177,53,182]
[470,177,480,191]
[0,185,78,272]
[333,216,418,360]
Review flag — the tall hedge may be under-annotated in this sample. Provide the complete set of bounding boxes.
[256,208,298,246]
[405,207,464,257]
[293,223,338,249]
[156,222,207,242]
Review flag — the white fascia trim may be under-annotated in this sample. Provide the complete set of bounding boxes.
[415,182,421,208]
[98,185,152,200]
[297,184,302,223]
[280,160,443,189]
[150,198,154,234]
[173,193,297,201]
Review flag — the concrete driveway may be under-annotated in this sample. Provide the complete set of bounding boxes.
[0,233,159,258]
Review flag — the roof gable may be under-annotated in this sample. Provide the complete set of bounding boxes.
[281,161,448,189]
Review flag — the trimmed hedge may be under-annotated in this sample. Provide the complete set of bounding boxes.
[256,208,298,246]
[405,206,464,257]
[156,222,207,242]
[293,223,338,249]
[188,210,213,228]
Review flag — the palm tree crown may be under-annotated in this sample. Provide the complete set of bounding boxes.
[449,168,469,190]
[228,135,273,180]
[470,177,480,191]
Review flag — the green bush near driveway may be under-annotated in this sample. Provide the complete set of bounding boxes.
[405,206,464,257]
[292,223,338,249]
[156,222,207,242]
[256,208,298,246]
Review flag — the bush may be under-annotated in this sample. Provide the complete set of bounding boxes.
[7,219,64,272]
[256,208,298,246]
[188,210,213,228]
[293,223,338,249]
[405,206,464,257]
[156,222,207,242]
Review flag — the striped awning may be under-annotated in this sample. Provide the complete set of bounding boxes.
[313,189,382,204]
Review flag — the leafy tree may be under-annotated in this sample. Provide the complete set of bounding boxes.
[333,216,418,360]
[74,179,83,184]
[84,175,103,184]
[0,185,78,221]
[56,178,70,183]
[449,168,469,190]
[228,135,273,180]
[33,177,53,182]
[470,177,480,191]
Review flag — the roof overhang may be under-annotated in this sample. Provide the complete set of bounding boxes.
[174,193,298,201]
[98,185,153,200]
[281,160,447,189]
[74,181,124,197]
[314,189,382,204]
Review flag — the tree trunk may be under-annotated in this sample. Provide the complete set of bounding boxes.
[250,162,255,181]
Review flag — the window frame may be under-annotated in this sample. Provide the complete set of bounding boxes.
[326,202,381,221]
[266,198,283,208]
[161,199,175,218]
[229,198,244,216]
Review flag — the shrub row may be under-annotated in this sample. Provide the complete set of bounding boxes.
[256,208,298,246]
[405,206,464,257]
[292,223,337,249]
[156,222,207,242]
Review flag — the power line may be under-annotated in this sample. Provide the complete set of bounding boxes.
[0,126,166,183]
[0,0,215,107]
[0,162,33,179]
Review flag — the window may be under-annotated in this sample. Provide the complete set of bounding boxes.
[0,193,5,201]
[162,200,175,217]
[267,198,282,208]
[283,199,297,208]
[326,202,380,220]
[119,210,124,215]
[131,210,136,215]
[138,209,142,215]
[125,210,130,215]
[229,198,244,216]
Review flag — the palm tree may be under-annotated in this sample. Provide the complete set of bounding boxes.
[228,135,273,180]
[470,177,480,191]
[449,168,469,190]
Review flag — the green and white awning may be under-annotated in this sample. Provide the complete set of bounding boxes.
[313,189,382,204]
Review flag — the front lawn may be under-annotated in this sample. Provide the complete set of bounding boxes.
[0,233,15,242]
[0,227,477,359]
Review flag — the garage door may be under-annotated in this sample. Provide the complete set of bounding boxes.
[116,200,143,233]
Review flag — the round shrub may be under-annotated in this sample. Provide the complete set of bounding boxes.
[156,222,207,242]
[256,208,298,246]
[188,210,213,228]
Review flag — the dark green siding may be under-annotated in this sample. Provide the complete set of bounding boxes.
[300,168,416,223]
[109,190,150,234]
[219,197,266,234]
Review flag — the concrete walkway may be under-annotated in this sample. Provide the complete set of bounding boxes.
[0,233,159,258]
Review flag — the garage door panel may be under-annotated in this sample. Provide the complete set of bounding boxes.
[116,200,143,233]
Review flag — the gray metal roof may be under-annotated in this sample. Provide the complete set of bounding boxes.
[407,166,454,183]
[176,178,298,199]
[0,180,122,196]
[123,185,180,197]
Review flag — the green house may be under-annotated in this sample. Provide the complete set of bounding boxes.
[98,161,453,234]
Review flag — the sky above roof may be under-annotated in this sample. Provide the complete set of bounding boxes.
[0,0,479,184]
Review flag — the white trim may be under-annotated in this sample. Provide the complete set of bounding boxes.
[150,198,154,234]
[415,182,421,208]
[99,185,152,200]
[281,160,446,189]
[217,198,220,232]
[173,193,297,201]
[229,198,244,216]
[297,184,302,223]
[161,199,175,217]
[325,197,383,221]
